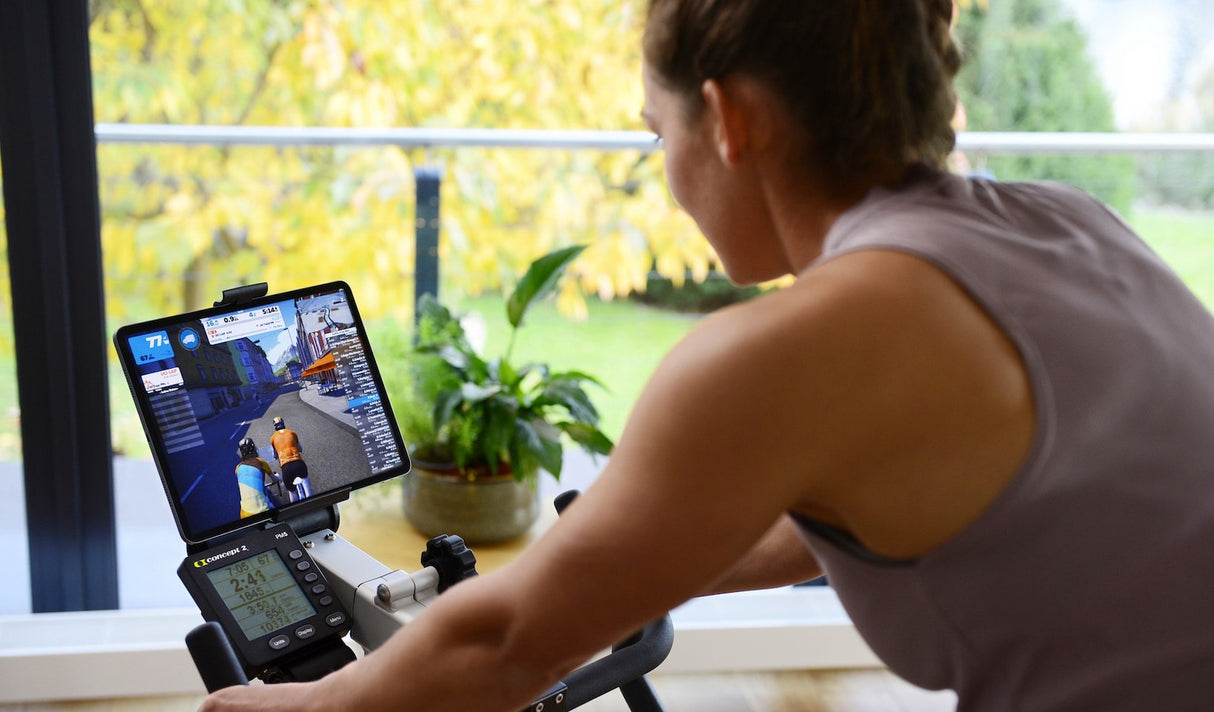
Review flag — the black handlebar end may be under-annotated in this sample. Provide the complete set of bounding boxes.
[185,621,249,692]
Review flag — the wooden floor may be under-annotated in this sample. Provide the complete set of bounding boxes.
[1,670,957,711]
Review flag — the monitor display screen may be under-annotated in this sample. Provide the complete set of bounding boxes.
[115,282,409,544]
[205,548,316,641]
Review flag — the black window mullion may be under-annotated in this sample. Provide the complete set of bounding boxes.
[0,0,118,612]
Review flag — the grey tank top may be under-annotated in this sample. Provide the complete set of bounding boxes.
[793,166,1214,711]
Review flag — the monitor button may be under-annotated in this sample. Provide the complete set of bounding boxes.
[295,624,316,640]
[268,634,290,650]
[325,611,347,628]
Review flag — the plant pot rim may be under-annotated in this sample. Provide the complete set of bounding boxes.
[409,458,519,484]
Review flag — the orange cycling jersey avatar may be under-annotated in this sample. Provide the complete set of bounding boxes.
[270,428,304,464]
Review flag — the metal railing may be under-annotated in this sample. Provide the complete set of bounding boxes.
[93,124,1214,154]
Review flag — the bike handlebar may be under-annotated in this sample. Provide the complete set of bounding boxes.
[186,621,249,692]
[187,614,673,710]
[186,489,672,710]
[560,615,674,710]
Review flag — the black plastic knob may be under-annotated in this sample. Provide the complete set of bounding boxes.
[421,534,479,593]
[554,489,581,515]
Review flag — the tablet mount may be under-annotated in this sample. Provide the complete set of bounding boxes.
[214,281,269,307]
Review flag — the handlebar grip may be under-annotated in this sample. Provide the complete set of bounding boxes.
[554,489,580,515]
[186,622,249,692]
[560,615,674,709]
[548,490,673,710]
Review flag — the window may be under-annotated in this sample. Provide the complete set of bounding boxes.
[0,158,30,614]
[87,0,1214,612]
[89,1,691,609]
[2,0,1213,703]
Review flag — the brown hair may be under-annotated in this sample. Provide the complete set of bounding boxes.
[643,0,961,195]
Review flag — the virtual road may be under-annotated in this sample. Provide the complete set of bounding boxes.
[165,383,371,538]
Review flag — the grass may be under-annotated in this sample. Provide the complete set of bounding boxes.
[368,293,703,445]
[1127,207,1214,309]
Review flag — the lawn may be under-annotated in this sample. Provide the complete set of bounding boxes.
[1127,206,1214,309]
[368,293,704,445]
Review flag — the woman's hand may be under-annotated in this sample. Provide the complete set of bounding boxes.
[198,680,328,712]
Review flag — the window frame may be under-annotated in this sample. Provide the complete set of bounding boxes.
[0,0,118,613]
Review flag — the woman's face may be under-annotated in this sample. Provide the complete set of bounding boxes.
[641,64,788,284]
[640,65,714,228]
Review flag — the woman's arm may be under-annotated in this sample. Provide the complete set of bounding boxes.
[200,298,828,712]
[199,250,1033,712]
[702,514,822,595]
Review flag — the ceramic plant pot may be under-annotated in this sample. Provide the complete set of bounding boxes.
[402,461,540,544]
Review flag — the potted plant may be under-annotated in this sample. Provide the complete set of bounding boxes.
[398,245,614,543]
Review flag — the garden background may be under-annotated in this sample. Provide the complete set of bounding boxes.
[1,0,1213,462]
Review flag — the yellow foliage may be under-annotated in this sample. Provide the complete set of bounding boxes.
[89,0,720,326]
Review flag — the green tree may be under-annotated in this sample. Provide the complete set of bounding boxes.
[1136,62,1214,209]
[954,0,1136,214]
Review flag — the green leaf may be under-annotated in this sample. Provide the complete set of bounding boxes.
[516,418,564,478]
[436,344,471,370]
[516,362,548,381]
[506,244,587,329]
[558,422,614,456]
[512,419,544,472]
[537,380,600,424]
[549,369,607,389]
[481,400,517,473]
[489,357,519,388]
[432,388,463,430]
[416,294,468,349]
[460,382,502,402]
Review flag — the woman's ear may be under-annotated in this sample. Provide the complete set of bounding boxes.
[701,78,750,167]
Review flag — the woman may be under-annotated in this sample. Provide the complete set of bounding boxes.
[204,1,1214,710]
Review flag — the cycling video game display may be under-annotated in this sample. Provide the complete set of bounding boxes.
[115,282,409,544]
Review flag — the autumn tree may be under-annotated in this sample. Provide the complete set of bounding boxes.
[88,0,710,325]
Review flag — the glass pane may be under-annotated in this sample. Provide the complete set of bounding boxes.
[96,136,703,604]
[0,154,31,614]
[90,0,1214,614]
[955,0,1214,309]
[89,0,686,607]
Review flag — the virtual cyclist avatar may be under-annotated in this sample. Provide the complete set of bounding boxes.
[234,437,275,518]
[270,416,312,501]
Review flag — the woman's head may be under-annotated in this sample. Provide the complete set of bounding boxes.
[643,0,961,197]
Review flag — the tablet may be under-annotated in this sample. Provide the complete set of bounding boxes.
[114,281,410,545]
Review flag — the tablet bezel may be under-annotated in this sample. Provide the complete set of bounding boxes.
[113,281,410,545]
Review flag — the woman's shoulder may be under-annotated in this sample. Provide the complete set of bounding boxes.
[633,250,968,466]
[678,249,967,367]
[637,249,1033,543]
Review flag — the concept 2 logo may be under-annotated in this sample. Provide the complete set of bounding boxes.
[193,545,250,568]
